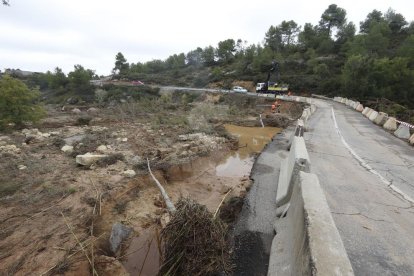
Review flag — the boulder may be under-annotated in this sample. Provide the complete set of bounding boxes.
[76,153,108,166]
[109,223,132,255]
[383,117,398,131]
[61,145,74,154]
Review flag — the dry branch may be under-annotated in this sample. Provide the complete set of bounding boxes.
[146,158,176,213]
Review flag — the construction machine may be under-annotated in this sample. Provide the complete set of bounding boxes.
[256,61,289,94]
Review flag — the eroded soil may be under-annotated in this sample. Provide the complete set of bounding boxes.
[0,92,301,275]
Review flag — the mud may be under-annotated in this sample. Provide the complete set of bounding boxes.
[0,92,300,275]
[121,125,281,275]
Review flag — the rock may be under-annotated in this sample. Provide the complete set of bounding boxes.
[72,108,82,114]
[87,107,99,114]
[121,138,128,142]
[61,145,74,154]
[90,126,108,132]
[109,223,132,255]
[96,145,108,153]
[76,153,108,166]
[122,169,136,178]
[179,150,189,157]
[0,145,21,154]
[18,165,27,170]
[129,155,143,165]
[22,128,45,141]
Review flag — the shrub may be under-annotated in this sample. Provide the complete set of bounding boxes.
[0,75,46,129]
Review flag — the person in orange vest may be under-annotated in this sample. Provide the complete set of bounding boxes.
[274,99,281,113]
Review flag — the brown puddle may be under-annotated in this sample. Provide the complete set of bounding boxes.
[216,124,282,177]
[122,124,281,275]
[122,228,161,276]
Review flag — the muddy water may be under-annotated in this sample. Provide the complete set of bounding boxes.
[122,125,281,275]
[122,229,161,276]
[216,124,282,177]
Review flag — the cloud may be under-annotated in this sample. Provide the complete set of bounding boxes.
[1,0,413,75]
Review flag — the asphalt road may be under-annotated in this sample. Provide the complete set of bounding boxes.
[306,99,414,275]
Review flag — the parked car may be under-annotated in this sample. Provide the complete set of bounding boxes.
[232,86,248,93]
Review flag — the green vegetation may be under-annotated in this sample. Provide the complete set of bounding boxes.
[4,4,413,116]
[107,5,414,110]
[0,75,46,129]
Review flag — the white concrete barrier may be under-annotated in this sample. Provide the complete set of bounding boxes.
[269,172,354,276]
[373,112,388,126]
[365,108,374,118]
[276,137,311,207]
[368,110,379,122]
[356,104,364,112]
[410,134,414,145]
[394,124,411,140]
[383,117,398,131]
[362,107,370,115]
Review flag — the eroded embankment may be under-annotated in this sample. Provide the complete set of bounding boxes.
[120,124,282,275]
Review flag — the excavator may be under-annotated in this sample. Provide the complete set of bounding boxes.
[256,61,289,94]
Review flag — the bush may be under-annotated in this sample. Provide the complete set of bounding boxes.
[0,75,46,129]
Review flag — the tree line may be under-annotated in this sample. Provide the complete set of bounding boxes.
[112,4,414,108]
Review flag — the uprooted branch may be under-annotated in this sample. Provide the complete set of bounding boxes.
[146,158,176,213]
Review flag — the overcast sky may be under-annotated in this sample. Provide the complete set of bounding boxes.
[1,0,413,75]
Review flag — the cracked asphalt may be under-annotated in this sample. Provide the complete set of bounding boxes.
[306,99,414,275]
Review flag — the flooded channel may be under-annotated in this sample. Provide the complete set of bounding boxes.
[122,124,281,275]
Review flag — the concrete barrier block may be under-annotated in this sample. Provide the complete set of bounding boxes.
[269,172,354,276]
[394,124,411,140]
[373,112,388,125]
[368,110,379,122]
[356,104,364,112]
[276,137,311,207]
[383,117,398,131]
[409,134,414,145]
[365,108,374,118]
[362,107,369,115]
